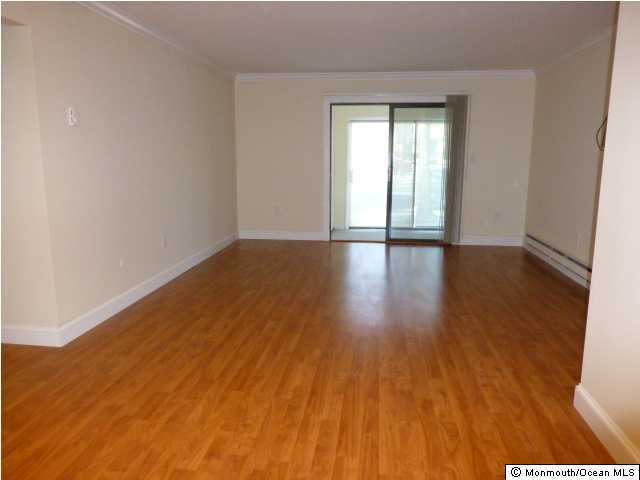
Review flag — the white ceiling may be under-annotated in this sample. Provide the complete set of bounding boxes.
[101,1,617,74]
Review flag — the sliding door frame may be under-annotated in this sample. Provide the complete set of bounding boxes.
[385,103,447,244]
[325,94,468,243]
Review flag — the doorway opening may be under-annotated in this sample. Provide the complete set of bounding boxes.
[329,98,467,244]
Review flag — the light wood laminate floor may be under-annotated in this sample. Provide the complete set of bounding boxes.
[2,241,611,479]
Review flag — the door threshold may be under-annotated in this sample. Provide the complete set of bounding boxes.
[330,238,448,246]
[331,239,387,244]
[386,240,449,246]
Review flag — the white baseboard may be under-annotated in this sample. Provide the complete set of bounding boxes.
[239,230,328,241]
[2,233,238,347]
[455,235,523,246]
[574,384,640,463]
[523,236,590,288]
[0,325,63,347]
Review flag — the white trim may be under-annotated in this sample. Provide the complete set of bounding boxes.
[78,2,231,77]
[326,94,448,104]
[454,235,523,247]
[574,384,640,464]
[2,234,238,347]
[523,236,591,288]
[239,230,327,241]
[0,326,62,348]
[324,98,332,237]
[236,70,535,82]
[537,27,614,74]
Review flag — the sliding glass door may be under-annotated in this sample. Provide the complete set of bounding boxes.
[330,101,463,244]
[386,105,449,242]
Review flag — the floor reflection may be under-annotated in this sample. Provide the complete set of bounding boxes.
[328,242,445,330]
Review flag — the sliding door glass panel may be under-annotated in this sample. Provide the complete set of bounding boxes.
[388,106,447,241]
[348,121,389,228]
[414,121,446,229]
[389,122,416,229]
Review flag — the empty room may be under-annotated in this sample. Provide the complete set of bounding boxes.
[2,2,639,479]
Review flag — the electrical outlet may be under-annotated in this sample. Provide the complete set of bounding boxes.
[161,234,168,248]
[119,257,124,268]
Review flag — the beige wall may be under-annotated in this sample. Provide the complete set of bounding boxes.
[236,76,535,239]
[331,105,388,230]
[1,3,237,328]
[526,34,614,265]
[2,24,59,328]
[578,3,640,461]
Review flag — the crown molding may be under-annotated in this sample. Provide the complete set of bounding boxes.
[536,27,615,74]
[78,1,231,77]
[79,1,611,81]
[235,70,535,82]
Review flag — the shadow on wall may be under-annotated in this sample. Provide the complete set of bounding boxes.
[2,19,60,331]
[589,22,618,262]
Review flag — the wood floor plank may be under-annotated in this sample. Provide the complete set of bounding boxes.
[2,241,612,479]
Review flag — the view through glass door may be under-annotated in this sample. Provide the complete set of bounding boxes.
[348,121,389,229]
[330,102,452,243]
[330,104,389,242]
[387,105,448,242]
